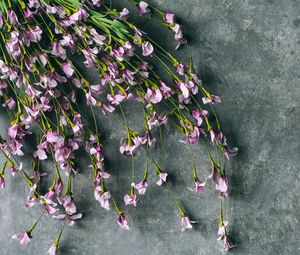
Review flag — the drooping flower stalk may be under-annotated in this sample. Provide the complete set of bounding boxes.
[0,0,238,252]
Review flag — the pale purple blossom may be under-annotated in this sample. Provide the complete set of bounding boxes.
[0,175,5,189]
[12,231,31,246]
[156,172,168,186]
[94,187,111,211]
[117,214,129,230]
[53,212,82,226]
[119,8,129,20]
[142,41,154,56]
[8,9,18,25]
[202,95,221,104]
[165,12,175,24]
[47,243,57,255]
[131,180,148,195]
[138,1,150,16]
[124,193,138,206]
[62,63,74,77]
[216,176,229,198]
[181,216,193,231]
[145,87,162,104]
[188,180,206,193]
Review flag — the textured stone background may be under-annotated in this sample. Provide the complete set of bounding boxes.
[0,0,300,254]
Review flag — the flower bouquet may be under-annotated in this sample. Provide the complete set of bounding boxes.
[0,0,238,253]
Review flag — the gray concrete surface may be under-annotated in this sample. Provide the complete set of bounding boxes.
[0,0,300,254]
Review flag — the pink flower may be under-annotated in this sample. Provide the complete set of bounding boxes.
[119,8,129,20]
[177,63,185,75]
[10,163,22,176]
[142,41,154,56]
[165,12,175,24]
[191,109,208,127]
[117,213,129,230]
[209,128,216,144]
[12,231,31,246]
[181,216,193,231]
[217,221,237,251]
[2,97,15,109]
[131,180,148,195]
[53,212,82,226]
[216,176,229,198]
[145,87,162,104]
[124,193,138,206]
[202,95,221,104]
[0,175,5,189]
[94,187,111,211]
[138,1,150,16]
[57,195,77,215]
[177,81,189,99]
[160,81,173,98]
[156,172,168,186]
[24,26,42,46]
[187,126,201,144]
[68,8,89,24]
[223,235,237,251]
[47,243,57,255]
[52,41,66,60]
[188,180,206,193]
[8,9,18,25]
[107,93,126,105]
[224,147,238,159]
[62,63,74,77]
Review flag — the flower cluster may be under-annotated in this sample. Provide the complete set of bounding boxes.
[0,0,237,253]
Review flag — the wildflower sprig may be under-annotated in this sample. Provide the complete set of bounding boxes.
[0,0,238,253]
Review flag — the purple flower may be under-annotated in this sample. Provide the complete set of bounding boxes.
[181,216,193,231]
[2,97,15,109]
[107,93,126,105]
[217,221,237,251]
[138,1,150,16]
[165,12,175,24]
[53,212,82,226]
[94,187,111,211]
[124,193,138,206]
[10,163,22,176]
[8,9,18,25]
[202,95,221,104]
[12,231,31,246]
[24,26,42,46]
[188,180,206,193]
[145,87,162,104]
[209,128,216,144]
[131,180,148,195]
[223,235,237,251]
[117,213,129,230]
[160,81,173,98]
[156,172,168,186]
[142,41,154,56]
[216,176,229,198]
[68,8,89,24]
[177,63,185,75]
[187,126,200,144]
[0,175,5,189]
[119,8,129,20]
[54,178,64,196]
[191,109,208,127]
[47,243,57,255]
[224,147,238,159]
[52,41,66,60]
[57,195,77,215]
[62,63,74,77]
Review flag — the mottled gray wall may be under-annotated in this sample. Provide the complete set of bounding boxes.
[0,0,299,254]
